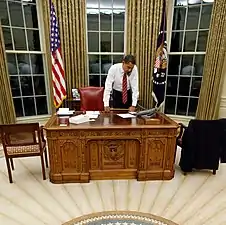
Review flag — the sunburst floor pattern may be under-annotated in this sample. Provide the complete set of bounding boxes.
[0,147,226,225]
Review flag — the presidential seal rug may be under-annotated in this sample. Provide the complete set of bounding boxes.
[63,211,178,225]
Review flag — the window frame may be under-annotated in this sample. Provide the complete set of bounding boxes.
[2,0,51,119]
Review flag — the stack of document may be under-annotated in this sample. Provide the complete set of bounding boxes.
[57,108,74,116]
[69,114,91,124]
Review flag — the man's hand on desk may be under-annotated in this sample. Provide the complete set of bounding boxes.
[104,106,111,112]
[129,106,136,112]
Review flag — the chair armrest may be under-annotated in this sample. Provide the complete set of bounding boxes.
[177,123,187,147]
[40,126,46,142]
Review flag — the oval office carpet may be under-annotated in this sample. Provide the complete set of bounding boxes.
[63,211,178,225]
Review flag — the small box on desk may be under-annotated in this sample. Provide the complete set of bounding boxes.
[140,115,161,125]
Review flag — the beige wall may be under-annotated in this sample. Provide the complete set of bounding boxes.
[219,55,226,118]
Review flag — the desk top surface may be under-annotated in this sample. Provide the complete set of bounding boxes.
[45,111,178,130]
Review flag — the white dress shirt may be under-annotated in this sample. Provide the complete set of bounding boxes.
[103,63,139,107]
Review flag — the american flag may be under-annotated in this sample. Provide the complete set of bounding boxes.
[50,1,66,108]
[152,0,168,108]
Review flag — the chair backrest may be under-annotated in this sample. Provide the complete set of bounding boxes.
[0,123,40,147]
[79,86,104,111]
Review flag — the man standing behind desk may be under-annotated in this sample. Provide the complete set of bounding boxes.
[103,55,139,112]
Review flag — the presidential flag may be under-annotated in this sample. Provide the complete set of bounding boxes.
[152,0,168,108]
[50,1,66,108]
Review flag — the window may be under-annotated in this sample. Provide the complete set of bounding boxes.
[0,0,49,117]
[165,0,214,116]
[86,0,125,87]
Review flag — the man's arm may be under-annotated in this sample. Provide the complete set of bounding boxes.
[130,65,139,107]
[103,66,115,107]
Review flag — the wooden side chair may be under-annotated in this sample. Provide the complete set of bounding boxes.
[0,123,48,183]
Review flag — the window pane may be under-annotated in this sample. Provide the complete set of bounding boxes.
[172,7,186,30]
[88,32,99,52]
[0,1,9,25]
[87,11,99,30]
[3,28,13,50]
[113,33,124,52]
[194,55,204,76]
[113,10,124,31]
[12,28,27,50]
[9,2,24,27]
[188,98,198,116]
[183,31,197,52]
[113,55,123,63]
[24,4,38,28]
[200,5,212,29]
[101,55,112,73]
[7,53,18,75]
[178,77,191,96]
[166,77,178,95]
[89,75,100,86]
[10,76,21,97]
[168,55,180,75]
[113,0,125,8]
[101,33,111,52]
[165,97,176,114]
[20,76,33,96]
[87,0,99,8]
[100,0,112,8]
[17,54,31,74]
[191,77,202,97]
[27,30,41,51]
[36,96,48,115]
[176,97,188,115]
[181,55,194,75]
[186,6,200,29]
[101,75,107,87]
[89,55,100,73]
[197,31,208,51]
[170,32,183,52]
[23,97,35,116]
[30,54,44,74]
[13,98,23,117]
[100,9,112,31]
[33,76,46,95]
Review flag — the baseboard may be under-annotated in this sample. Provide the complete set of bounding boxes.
[16,115,51,126]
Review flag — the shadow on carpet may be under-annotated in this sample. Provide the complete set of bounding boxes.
[63,211,178,225]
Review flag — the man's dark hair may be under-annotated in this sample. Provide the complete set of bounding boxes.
[123,54,136,65]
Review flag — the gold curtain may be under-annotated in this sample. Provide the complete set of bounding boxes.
[196,0,226,119]
[126,0,164,108]
[42,0,88,102]
[0,25,16,124]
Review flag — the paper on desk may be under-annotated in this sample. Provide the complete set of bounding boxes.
[86,111,100,119]
[86,111,100,115]
[117,113,136,118]
[57,108,74,115]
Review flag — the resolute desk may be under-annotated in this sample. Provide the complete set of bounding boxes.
[44,111,178,183]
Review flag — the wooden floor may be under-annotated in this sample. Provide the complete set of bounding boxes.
[0,147,226,225]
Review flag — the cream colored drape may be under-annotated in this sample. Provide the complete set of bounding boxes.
[0,25,16,124]
[196,0,226,119]
[42,0,88,105]
[126,0,164,109]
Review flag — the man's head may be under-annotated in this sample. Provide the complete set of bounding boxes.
[122,55,136,74]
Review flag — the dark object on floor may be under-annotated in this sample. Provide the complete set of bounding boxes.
[178,119,226,175]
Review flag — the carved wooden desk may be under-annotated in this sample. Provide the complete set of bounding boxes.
[44,112,178,183]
